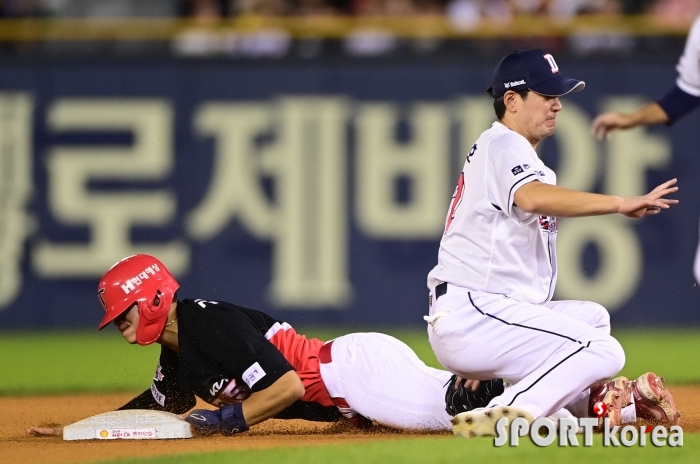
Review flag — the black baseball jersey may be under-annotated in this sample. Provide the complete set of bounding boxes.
[118,298,340,422]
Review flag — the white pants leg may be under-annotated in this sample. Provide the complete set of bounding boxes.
[544,300,611,335]
[319,332,452,431]
[544,299,612,417]
[427,286,625,419]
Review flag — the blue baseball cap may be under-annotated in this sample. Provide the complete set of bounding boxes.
[487,49,585,98]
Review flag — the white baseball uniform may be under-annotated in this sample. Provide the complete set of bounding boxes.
[674,15,700,284]
[320,332,453,430]
[425,121,625,419]
[675,15,700,99]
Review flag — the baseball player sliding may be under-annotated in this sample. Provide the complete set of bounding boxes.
[27,253,678,439]
[94,254,454,433]
[425,49,680,438]
[592,14,700,285]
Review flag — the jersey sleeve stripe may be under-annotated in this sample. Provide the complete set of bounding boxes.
[264,321,293,340]
[507,173,537,211]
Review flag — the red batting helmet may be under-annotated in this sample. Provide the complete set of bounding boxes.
[97,254,180,346]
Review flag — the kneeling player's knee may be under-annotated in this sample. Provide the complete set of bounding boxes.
[594,337,625,378]
[584,302,611,334]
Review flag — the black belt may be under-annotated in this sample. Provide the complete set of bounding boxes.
[435,282,448,300]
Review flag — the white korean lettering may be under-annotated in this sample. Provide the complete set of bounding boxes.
[32,99,189,279]
[355,102,450,238]
[121,280,136,294]
[0,93,33,311]
[188,98,351,309]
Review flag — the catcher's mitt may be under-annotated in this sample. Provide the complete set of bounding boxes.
[444,376,505,416]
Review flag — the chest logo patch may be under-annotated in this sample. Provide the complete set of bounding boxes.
[211,378,251,407]
[539,216,558,234]
[210,378,229,396]
[243,362,266,388]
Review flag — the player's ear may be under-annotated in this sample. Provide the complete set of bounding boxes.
[503,90,518,113]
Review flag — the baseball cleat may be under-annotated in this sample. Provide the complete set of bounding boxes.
[631,372,681,426]
[451,406,534,438]
[589,376,631,427]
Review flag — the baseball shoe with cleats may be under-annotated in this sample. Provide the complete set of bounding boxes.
[589,376,631,427]
[631,372,681,426]
[451,405,534,438]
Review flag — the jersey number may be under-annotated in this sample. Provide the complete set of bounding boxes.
[445,172,465,232]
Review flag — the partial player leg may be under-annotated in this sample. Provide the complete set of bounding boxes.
[427,286,625,420]
[320,332,453,431]
[543,300,610,335]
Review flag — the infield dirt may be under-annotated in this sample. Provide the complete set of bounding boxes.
[2,386,699,464]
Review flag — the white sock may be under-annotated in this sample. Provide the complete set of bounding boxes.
[621,396,637,424]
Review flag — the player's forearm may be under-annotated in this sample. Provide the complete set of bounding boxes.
[514,182,622,218]
[242,370,305,426]
[625,102,669,128]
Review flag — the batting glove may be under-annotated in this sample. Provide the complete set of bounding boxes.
[185,403,248,436]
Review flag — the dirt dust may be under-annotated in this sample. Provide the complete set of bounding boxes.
[2,385,698,464]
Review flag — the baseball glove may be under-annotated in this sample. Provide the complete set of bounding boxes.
[444,376,505,416]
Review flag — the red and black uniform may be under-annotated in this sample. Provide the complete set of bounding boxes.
[119,298,340,422]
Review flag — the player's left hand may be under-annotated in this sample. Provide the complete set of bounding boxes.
[185,404,249,436]
[591,112,634,140]
[185,409,224,436]
[618,178,679,219]
[27,426,62,436]
[454,377,481,391]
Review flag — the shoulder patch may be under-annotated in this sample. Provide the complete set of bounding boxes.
[511,165,524,176]
[242,362,266,388]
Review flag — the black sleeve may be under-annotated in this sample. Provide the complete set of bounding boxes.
[657,84,700,125]
[117,346,196,414]
[203,307,295,394]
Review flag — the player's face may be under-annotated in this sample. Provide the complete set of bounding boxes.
[113,304,139,344]
[518,91,562,142]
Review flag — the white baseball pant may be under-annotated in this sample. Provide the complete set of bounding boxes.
[426,284,625,419]
[319,332,453,431]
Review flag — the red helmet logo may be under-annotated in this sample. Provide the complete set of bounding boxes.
[97,254,180,345]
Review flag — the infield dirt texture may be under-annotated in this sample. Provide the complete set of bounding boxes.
[1,388,699,464]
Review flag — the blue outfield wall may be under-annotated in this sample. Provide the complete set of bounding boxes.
[0,56,699,330]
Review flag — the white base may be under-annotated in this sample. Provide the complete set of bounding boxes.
[63,410,192,441]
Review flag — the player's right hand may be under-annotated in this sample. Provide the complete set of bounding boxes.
[618,178,679,219]
[591,112,634,140]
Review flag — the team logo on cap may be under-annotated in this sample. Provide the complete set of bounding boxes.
[543,54,559,73]
[504,79,526,89]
